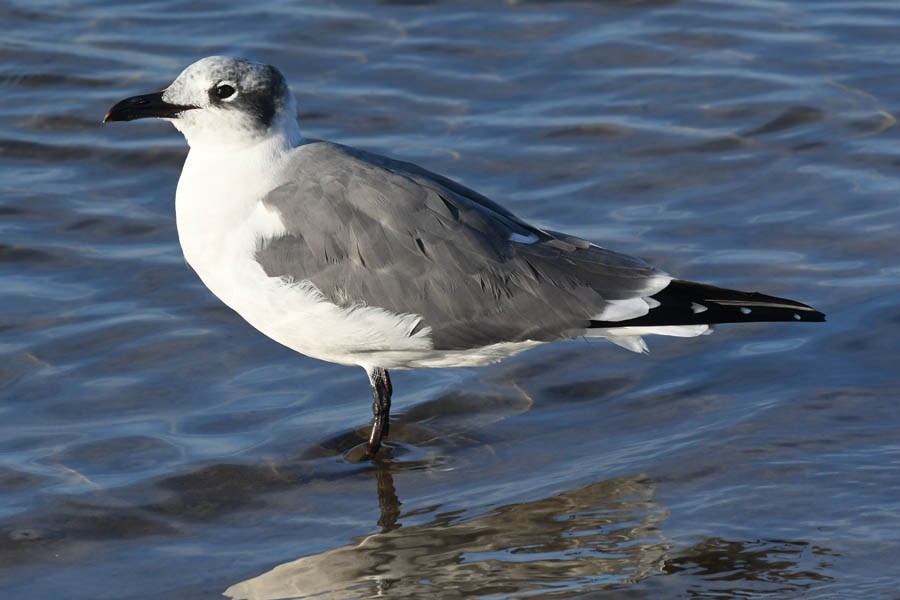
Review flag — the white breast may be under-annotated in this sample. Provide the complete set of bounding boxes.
[174,144,439,370]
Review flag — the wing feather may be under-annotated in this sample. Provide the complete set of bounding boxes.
[256,141,668,350]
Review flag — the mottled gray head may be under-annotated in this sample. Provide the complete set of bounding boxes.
[105,56,300,150]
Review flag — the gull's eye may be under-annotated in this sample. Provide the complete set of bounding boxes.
[214,84,236,99]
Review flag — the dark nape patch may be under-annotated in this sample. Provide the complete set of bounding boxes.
[209,63,287,130]
[246,64,287,130]
[239,92,277,130]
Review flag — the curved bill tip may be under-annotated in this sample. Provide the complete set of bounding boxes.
[104,91,196,123]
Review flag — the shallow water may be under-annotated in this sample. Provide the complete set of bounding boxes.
[2,1,899,598]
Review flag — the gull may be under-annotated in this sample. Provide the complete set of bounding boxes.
[104,57,825,458]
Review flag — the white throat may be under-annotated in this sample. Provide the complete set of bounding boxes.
[171,103,303,153]
[173,114,302,300]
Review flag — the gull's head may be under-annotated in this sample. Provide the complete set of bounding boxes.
[104,56,301,150]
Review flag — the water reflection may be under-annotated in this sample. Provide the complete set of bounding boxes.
[665,538,836,597]
[224,468,668,600]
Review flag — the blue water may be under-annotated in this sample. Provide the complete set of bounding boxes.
[2,1,899,598]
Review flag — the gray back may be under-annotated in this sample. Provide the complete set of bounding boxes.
[257,142,663,350]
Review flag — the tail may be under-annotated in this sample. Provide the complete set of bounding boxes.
[591,280,826,329]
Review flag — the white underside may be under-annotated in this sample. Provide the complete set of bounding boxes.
[175,137,710,371]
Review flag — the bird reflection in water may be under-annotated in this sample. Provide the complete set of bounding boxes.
[225,465,668,599]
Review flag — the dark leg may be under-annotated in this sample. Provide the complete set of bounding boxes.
[365,367,393,458]
[374,462,401,532]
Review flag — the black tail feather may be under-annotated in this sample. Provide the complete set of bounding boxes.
[590,280,826,329]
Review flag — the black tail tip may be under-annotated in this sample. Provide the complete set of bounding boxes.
[799,308,826,322]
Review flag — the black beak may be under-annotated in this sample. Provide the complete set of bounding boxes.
[103,91,197,123]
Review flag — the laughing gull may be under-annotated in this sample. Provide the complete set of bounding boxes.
[105,57,825,458]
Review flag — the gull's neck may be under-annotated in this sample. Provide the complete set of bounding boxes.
[178,111,304,204]
[181,111,304,159]
[175,113,303,281]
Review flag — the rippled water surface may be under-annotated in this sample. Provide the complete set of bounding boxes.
[3,1,900,598]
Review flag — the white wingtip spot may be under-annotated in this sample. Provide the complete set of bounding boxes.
[691,302,708,314]
[509,232,539,244]
[793,313,801,320]
[740,307,752,315]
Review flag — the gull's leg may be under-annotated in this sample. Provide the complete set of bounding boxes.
[365,367,393,458]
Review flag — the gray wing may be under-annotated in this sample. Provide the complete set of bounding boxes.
[257,141,666,350]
